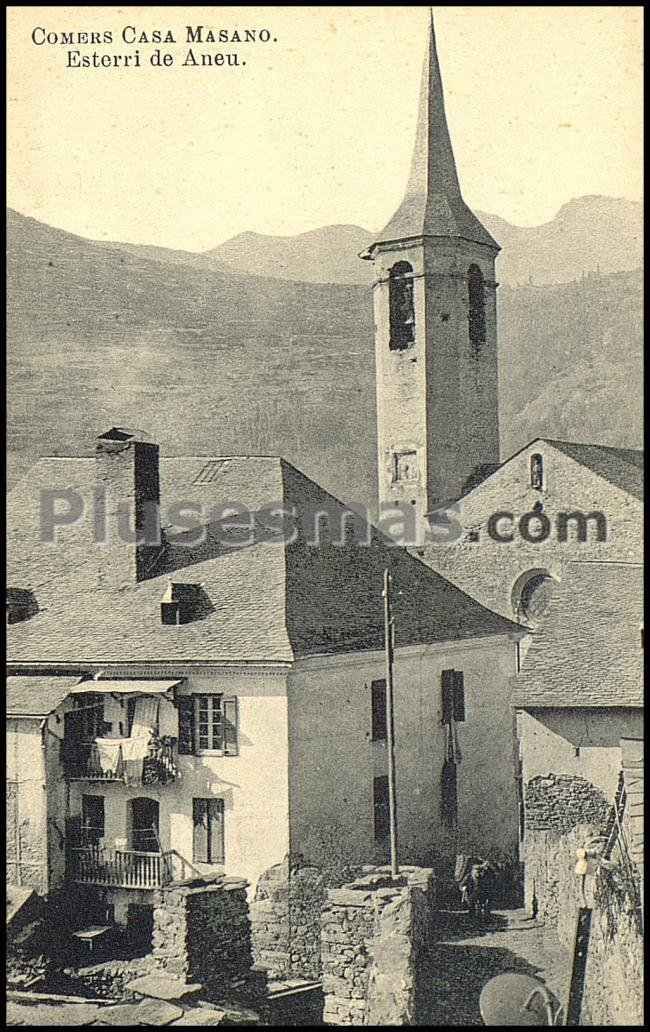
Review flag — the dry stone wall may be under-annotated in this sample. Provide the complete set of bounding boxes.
[152,877,256,994]
[250,859,326,979]
[321,865,435,1026]
[525,817,643,1026]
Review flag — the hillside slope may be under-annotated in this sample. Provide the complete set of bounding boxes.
[7,209,643,512]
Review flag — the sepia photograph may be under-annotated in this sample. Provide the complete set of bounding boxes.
[6,5,643,1026]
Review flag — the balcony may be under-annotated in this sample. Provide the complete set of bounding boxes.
[67,847,194,890]
[63,736,179,785]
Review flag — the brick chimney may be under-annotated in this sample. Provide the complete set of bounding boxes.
[95,428,162,589]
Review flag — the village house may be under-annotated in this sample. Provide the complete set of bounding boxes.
[513,559,643,905]
[511,559,644,1024]
[7,426,525,937]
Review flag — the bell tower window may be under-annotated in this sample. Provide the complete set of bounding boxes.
[468,264,486,351]
[389,261,415,350]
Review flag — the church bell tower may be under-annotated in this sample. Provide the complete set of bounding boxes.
[362,12,500,531]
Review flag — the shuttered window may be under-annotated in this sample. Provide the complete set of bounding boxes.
[373,776,390,841]
[193,798,225,864]
[371,679,387,742]
[177,695,238,755]
[441,670,466,724]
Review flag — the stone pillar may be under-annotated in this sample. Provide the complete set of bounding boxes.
[152,876,253,991]
[250,860,326,979]
[321,865,435,1026]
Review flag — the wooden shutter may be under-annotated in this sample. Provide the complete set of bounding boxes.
[441,670,454,724]
[208,799,225,863]
[178,697,195,754]
[193,798,209,862]
[371,680,387,741]
[193,798,225,864]
[373,776,390,840]
[452,671,466,722]
[223,698,238,756]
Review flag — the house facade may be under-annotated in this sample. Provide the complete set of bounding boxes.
[7,428,524,927]
[513,560,643,909]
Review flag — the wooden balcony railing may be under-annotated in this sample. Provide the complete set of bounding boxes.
[67,847,176,889]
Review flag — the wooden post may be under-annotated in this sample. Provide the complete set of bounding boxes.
[383,568,399,878]
[565,906,592,1025]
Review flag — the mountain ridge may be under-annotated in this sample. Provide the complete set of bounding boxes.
[7,206,642,512]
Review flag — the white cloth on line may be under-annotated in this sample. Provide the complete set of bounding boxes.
[120,734,152,761]
[94,738,123,772]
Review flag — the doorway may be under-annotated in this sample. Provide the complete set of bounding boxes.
[129,797,160,852]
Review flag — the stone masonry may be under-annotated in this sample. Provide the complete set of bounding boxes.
[250,859,327,979]
[525,773,611,835]
[525,822,643,1026]
[321,865,435,1026]
[151,877,254,992]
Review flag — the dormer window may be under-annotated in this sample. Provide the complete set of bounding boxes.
[160,582,208,625]
[6,588,37,625]
[530,453,544,490]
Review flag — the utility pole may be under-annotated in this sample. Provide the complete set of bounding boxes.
[383,567,399,878]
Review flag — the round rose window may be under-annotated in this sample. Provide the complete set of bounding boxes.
[517,573,555,624]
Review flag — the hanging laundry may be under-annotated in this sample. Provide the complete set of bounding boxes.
[94,738,123,774]
[120,735,151,761]
[131,695,160,737]
[102,695,124,734]
[158,697,178,738]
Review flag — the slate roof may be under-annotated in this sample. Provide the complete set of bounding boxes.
[7,452,521,668]
[514,561,643,709]
[457,438,643,503]
[6,675,81,716]
[546,440,644,501]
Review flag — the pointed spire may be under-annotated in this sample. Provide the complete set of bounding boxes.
[369,10,498,254]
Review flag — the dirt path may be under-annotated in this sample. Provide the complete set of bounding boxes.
[419,909,572,1026]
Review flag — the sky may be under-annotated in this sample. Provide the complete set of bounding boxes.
[7,5,644,251]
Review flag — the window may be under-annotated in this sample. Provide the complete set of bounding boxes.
[468,264,486,351]
[530,453,544,490]
[394,451,418,482]
[441,670,465,724]
[81,794,105,846]
[373,776,390,841]
[371,679,387,742]
[389,261,415,350]
[178,695,238,756]
[193,798,225,864]
[518,573,554,624]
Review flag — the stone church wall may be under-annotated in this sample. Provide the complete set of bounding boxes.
[422,442,642,624]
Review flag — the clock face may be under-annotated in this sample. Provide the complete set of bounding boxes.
[518,573,555,623]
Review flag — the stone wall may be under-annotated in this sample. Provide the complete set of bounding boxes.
[525,773,611,835]
[152,877,254,992]
[250,859,326,979]
[6,776,48,893]
[525,821,643,1026]
[421,441,642,624]
[321,866,435,1026]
